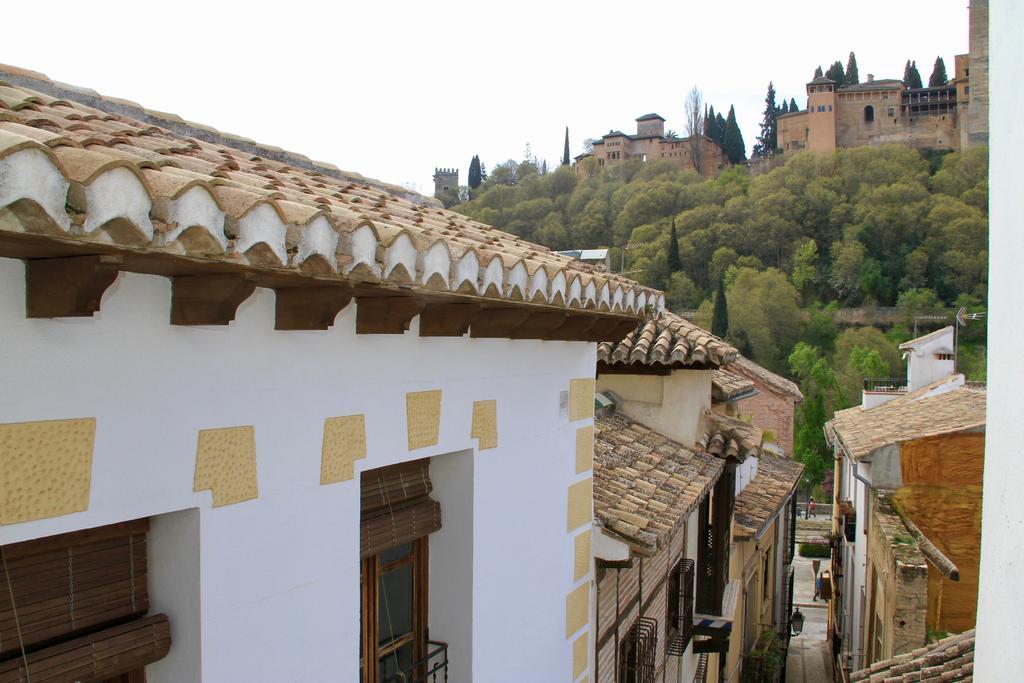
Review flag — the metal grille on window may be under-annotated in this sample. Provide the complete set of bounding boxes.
[667,559,695,656]
[619,617,658,683]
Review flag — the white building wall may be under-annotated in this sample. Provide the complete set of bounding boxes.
[596,370,711,447]
[0,258,595,683]
[977,2,1024,676]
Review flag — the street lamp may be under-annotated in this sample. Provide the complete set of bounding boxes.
[791,608,805,636]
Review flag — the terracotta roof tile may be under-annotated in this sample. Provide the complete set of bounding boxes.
[726,354,803,402]
[0,67,661,317]
[850,629,974,682]
[697,410,761,462]
[733,453,803,539]
[712,369,756,402]
[598,311,736,369]
[594,413,724,555]
[826,378,986,461]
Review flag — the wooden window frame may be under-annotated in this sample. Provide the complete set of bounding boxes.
[360,537,429,683]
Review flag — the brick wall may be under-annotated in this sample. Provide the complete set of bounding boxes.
[734,381,797,456]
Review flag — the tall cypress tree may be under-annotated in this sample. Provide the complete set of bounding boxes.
[667,218,681,273]
[825,60,846,86]
[781,100,790,115]
[790,97,799,112]
[845,52,860,85]
[706,105,718,143]
[712,278,729,337]
[928,57,948,87]
[903,60,923,89]
[723,105,746,164]
[813,65,824,79]
[468,155,482,189]
[753,82,778,157]
[715,112,727,147]
[562,127,571,166]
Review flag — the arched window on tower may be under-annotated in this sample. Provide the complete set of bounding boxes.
[864,105,875,123]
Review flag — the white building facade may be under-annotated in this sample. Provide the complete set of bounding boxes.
[0,70,663,682]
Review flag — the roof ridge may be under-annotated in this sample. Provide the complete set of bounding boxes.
[0,64,436,209]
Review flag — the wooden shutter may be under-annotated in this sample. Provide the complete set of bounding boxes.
[0,519,149,658]
[0,613,170,683]
[361,459,442,558]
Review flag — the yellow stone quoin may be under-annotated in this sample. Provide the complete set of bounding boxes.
[471,400,498,450]
[573,529,592,581]
[572,631,589,679]
[567,477,593,532]
[568,378,595,422]
[321,415,367,484]
[565,583,590,638]
[194,426,258,507]
[406,390,442,450]
[0,417,95,524]
[575,426,594,474]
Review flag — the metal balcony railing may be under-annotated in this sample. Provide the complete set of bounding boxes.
[383,641,449,683]
[862,377,908,393]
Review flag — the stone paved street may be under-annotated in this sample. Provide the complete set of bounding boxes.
[786,548,835,682]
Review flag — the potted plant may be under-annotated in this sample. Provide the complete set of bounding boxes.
[742,628,787,682]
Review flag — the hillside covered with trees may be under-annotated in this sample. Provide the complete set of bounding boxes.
[451,145,988,492]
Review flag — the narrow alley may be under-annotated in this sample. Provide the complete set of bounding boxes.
[786,516,835,683]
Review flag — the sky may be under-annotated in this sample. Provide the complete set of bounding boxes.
[3,1,968,196]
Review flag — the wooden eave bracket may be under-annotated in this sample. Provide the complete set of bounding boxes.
[25,254,124,318]
[469,307,532,338]
[355,295,425,334]
[274,286,353,330]
[171,273,257,325]
[418,302,478,337]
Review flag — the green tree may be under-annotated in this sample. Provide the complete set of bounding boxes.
[833,327,902,405]
[830,240,866,302]
[753,82,778,157]
[727,268,802,372]
[468,155,483,189]
[825,60,846,86]
[813,65,824,79]
[666,271,701,310]
[562,127,571,166]
[789,342,839,489]
[846,52,860,85]
[789,97,799,112]
[723,105,746,164]
[896,288,942,326]
[667,218,682,273]
[712,277,729,337]
[705,105,719,144]
[791,238,818,301]
[780,100,790,115]
[928,57,948,87]
[904,60,923,89]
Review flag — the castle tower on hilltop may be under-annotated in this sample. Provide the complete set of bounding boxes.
[805,76,838,152]
[433,168,458,199]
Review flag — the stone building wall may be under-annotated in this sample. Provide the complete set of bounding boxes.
[734,383,796,456]
[967,0,989,145]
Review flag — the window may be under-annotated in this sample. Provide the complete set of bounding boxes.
[965,86,971,94]
[359,459,443,683]
[936,353,955,361]
[666,558,696,655]
[887,107,895,117]
[361,539,429,683]
[619,617,658,683]
[864,105,875,123]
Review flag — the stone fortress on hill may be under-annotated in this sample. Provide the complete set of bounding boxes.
[573,113,725,179]
[779,0,988,153]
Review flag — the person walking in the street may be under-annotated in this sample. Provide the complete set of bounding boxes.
[807,496,815,519]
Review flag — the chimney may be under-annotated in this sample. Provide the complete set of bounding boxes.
[867,74,874,83]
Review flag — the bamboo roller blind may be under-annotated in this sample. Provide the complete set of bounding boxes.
[361,459,442,558]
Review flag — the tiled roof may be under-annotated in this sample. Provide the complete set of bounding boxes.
[733,453,803,539]
[712,369,756,402]
[698,410,761,462]
[594,413,724,555]
[635,113,666,122]
[850,629,974,682]
[899,326,954,350]
[872,492,928,579]
[727,355,803,402]
[597,312,737,369]
[826,378,986,461]
[0,66,660,316]
[807,76,836,85]
[839,79,904,92]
